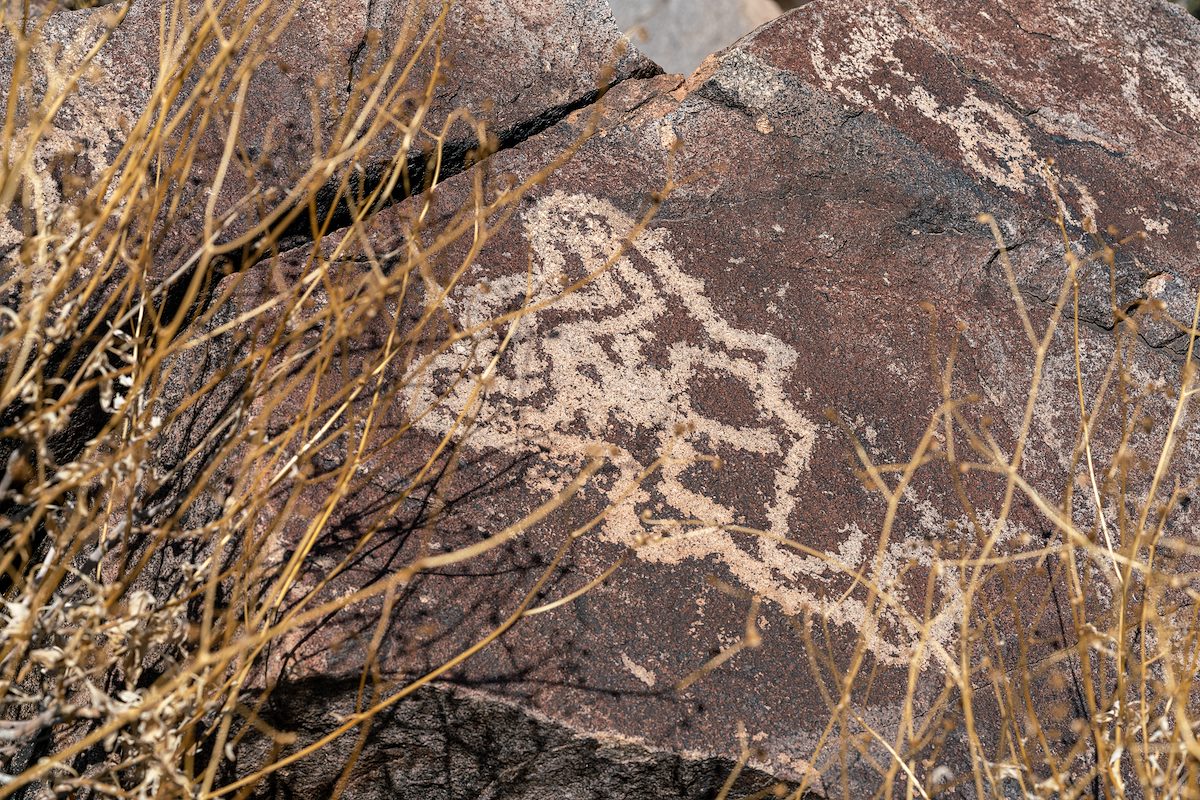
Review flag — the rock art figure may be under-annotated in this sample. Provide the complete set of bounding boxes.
[408,190,980,666]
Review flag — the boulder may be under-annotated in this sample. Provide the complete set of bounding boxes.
[0,0,656,274]
[0,0,657,564]
[7,0,1200,796]
[224,0,1200,794]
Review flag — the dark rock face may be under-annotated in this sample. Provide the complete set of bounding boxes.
[240,683,789,800]
[242,0,1200,792]
[0,0,657,273]
[8,0,1200,796]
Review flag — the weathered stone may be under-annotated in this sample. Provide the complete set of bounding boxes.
[0,0,657,547]
[11,0,1200,795]
[608,0,782,74]
[0,0,655,273]
[220,0,1200,794]
[237,683,791,799]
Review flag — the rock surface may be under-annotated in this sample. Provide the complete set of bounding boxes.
[238,683,791,799]
[0,0,656,274]
[230,0,1200,793]
[8,0,1200,796]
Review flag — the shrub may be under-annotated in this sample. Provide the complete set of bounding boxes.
[0,1,666,795]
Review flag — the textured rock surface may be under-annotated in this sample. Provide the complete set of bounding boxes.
[238,683,790,799]
[224,0,1200,793]
[10,0,1200,796]
[0,0,656,272]
[608,0,782,73]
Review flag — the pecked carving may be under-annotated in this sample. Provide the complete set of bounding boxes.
[406,190,997,666]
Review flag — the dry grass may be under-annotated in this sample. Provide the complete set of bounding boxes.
[705,180,1200,798]
[4,1,1200,799]
[0,1,678,796]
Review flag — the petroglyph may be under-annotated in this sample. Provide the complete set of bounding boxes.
[406,191,974,666]
[808,6,1042,194]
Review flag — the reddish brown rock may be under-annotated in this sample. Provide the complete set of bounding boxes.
[217,0,1200,795]
[10,0,1200,796]
[0,0,655,272]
